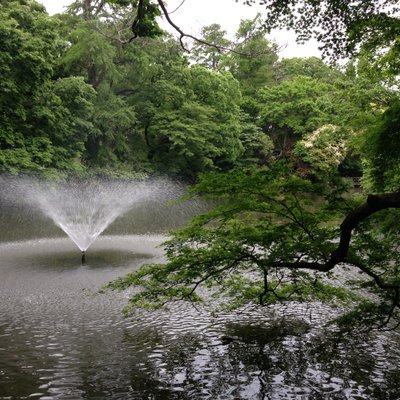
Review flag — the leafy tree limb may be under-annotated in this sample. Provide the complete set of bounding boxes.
[107,165,400,329]
[244,0,399,60]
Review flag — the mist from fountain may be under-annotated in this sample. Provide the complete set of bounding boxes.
[2,176,176,252]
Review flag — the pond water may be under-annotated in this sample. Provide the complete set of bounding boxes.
[0,198,399,399]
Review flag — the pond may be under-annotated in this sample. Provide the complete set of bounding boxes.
[0,187,399,399]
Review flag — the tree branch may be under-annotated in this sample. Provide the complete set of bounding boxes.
[97,0,281,56]
[94,0,107,16]
[127,0,144,42]
[378,287,399,329]
[268,192,400,274]
[156,0,238,54]
[186,253,249,298]
[331,192,400,265]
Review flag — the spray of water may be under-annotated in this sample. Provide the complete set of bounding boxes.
[2,176,177,252]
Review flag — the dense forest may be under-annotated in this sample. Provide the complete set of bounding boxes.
[2,0,400,329]
[2,0,393,182]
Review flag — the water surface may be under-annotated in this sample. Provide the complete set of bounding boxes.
[0,206,399,399]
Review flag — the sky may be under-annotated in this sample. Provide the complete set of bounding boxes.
[37,0,321,59]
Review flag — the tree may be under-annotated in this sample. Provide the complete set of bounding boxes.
[85,87,138,171]
[191,24,231,71]
[68,0,163,37]
[139,65,245,179]
[0,0,58,171]
[361,100,400,192]
[236,111,274,166]
[244,0,399,61]
[108,162,400,330]
[256,57,394,179]
[105,0,400,329]
[0,0,97,175]
[47,77,97,171]
[56,3,257,177]
[61,20,118,89]
[258,75,335,155]
[274,57,343,84]
[227,15,278,97]
[92,0,398,76]
[57,4,159,172]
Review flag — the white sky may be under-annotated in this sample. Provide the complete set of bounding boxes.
[37,0,321,59]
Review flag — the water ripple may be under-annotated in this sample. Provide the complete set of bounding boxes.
[0,236,399,399]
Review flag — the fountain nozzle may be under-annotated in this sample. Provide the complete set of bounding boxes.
[81,250,86,264]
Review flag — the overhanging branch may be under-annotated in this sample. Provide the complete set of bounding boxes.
[264,191,400,327]
[156,0,242,54]
[268,192,400,272]
[126,0,270,56]
[331,192,400,265]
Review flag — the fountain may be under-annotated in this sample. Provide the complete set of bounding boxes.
[1,176,174,261]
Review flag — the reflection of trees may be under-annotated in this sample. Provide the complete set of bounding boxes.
[122,318,400,399]
[2,305,399,399]
[123,328,204,399]
[309,331,400,400]
[220,320,312,399]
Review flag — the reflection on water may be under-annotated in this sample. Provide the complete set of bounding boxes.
[0,237,399,399]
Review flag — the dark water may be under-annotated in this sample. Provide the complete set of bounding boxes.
[0,206,399,399]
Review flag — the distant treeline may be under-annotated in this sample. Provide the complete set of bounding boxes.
[0,0,394,184]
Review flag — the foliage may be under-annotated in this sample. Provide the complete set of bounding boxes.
[1,1,260,177]
[113,164,343,307]
[85,87,138,169]
[4,1,389,179]
[244,0,399,62]
[275,57,343,84]
[255,58,394,180]
[258,75,333,138]
[108,163,400,328]
[68,0,163,39]
[61,20,118,88]
[191,24,230,71]
[104,166,334,306]
[190,17,279,165]
[0,1,96,174]
[236,111,274,166]
[143,66,244,178]
[361,99,400,192]
[227,15,278,96]
[129,0,163,38]
[293,125,349,177]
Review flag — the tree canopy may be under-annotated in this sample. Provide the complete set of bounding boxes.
[104,0,400,329]
[245,1,399,61]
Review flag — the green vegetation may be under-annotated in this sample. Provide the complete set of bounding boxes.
[2,0,400,329]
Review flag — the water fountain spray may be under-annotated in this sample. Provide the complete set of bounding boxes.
[5,177,170,262]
